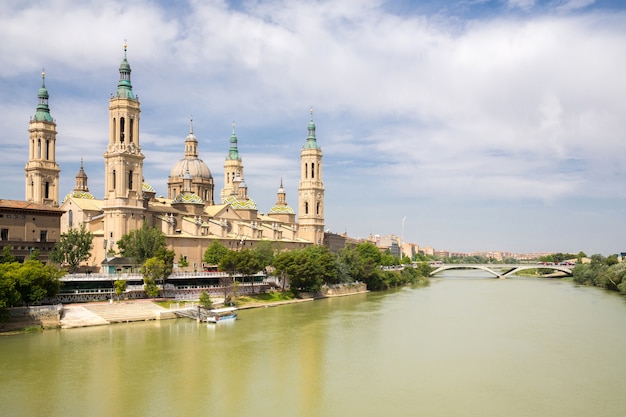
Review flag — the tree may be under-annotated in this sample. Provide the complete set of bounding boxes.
[288,246,336,294]
[28,248,40,261]
[273,250,296,291]
[141,257,164,298]
[199,290,213,309]
[117,221,166,266]
[177,254,189,271]
[236,249,264,295]
[0,262,21,318]
[11,260,63,306]
[203,240,229,267]
[0,246,16,264]
[49,223,94,272]
[154,248,175,297]
[114,279,127,301]
[218,250,239,302]
[253,241,276,272]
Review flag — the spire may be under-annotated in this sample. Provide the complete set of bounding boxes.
[116,40,136,99]
[34,69,53,122]
[227,121,240,160]
[184,116,198,158]
[276,178,286,205]
[304,107,319,149]
[74,158,89,192]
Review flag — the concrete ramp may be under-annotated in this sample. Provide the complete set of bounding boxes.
[61,306,109,329]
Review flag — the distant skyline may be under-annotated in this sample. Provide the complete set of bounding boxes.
[1,0,625,255]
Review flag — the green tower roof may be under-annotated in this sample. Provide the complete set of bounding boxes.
[34,70,53,122]
[227,122,241,160]
[304,108,320,149]
[116,41,136,100]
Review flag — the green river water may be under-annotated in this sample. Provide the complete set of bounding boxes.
[2,273,626,417]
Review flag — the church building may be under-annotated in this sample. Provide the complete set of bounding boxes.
[56,44,325,272]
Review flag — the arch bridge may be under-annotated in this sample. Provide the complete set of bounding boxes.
[429,263,574,279]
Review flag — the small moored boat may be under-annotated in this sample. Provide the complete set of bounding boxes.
[206,307,238,323]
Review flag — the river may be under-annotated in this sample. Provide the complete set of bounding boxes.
[2,272,626,416]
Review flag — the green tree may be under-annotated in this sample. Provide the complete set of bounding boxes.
[253,241,276,272]
[50,223,94,272]
[380,250,396,266]
[0,247,16,264]
[273,250,296,291]
[154,248,175,297]
[203,240,229,266]
[141,257,164,298]
[114,279,127,301]
[12,260,63,306]
[236,249,264,295]
[28,248,40,261]
[177,254,189,271]
[0,262,21,318]
[117,221,166,266]
[288,246,336,294]
[199,290,213,309]
[218,250,239,301]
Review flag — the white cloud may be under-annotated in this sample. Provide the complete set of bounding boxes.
[0,0,625,253]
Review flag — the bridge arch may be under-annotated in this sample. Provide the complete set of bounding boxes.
[429,264,573,279]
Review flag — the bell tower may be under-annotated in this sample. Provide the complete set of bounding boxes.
[25,70,60,207]
[221,122,245,202]
[298,109,325,245]
[102,42,145,250]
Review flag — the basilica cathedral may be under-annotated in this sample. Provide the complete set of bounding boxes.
[23,45,325,272]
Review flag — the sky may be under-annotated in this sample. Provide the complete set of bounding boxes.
[1,0,625,256]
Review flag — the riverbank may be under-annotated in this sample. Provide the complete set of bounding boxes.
[1,284,369,334]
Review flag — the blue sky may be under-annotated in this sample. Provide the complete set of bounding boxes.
[1,0,625,255]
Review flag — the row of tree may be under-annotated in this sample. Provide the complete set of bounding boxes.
[205,239,431,297]
[572,254,626,294]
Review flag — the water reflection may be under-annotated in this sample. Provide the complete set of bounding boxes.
[2,278,626,416]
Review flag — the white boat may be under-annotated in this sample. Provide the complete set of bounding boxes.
[206,307,238,323]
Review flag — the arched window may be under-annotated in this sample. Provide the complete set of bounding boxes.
[311,162,315,179]
[68,209,73,228]
[45,139,50,160]
[37,139,41,159]
[112,170,116,190]
[305,201,309,215]
[316,201,320,215]
[112,118,116,143]
[44,181,49,199]
[128,170,133,190]
[120,117,125,143]
[129,119,134,143]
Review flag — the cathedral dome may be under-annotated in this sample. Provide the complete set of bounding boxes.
[169,157,212,180]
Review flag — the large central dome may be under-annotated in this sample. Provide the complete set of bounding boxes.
[167,123,215,204]
[169,156,212,180]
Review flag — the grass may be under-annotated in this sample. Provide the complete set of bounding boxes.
[152,290,296,309]
[235,290,296,306]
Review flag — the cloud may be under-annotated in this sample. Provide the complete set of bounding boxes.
[0,0,625,253]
